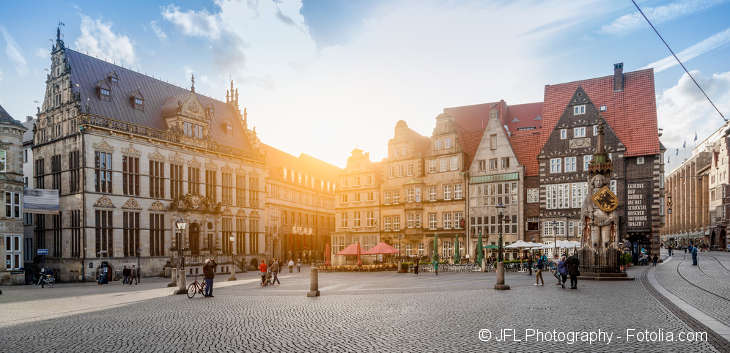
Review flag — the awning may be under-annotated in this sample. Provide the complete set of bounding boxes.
[363,242,399,255]
[336,242,362,256]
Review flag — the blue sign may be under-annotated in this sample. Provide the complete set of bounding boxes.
[37,248,48,255]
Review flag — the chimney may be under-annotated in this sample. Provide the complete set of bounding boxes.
[613,62,624,91]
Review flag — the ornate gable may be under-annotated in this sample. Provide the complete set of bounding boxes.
[149,200,166,211]
[149,150,165,161]
[122,144,141,157]
[122,198,142,210]
[93,196,115,208]
[93,140,114,153]
[169,152,185,165]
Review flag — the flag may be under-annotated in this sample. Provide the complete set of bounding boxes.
[694,132,698,142]
[675,148,679,156]
[683,140,686,148]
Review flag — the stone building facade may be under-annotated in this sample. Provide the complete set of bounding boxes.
[332,149,381,264]
[31,32,266,281]
[663,150,711,247]
[263,144,338,263]
[0,105,27,284]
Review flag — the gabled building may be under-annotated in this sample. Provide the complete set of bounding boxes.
[539,64,665,256]
[0,105,27,284]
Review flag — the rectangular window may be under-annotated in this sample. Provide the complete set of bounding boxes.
[550,158,561,174]
[392,191,400,204]
[564,156,577,172]
[95,210,113,257]
[573,127,586,138]
[637,157,645,165]
[384,191,391,204]
[443,184,452,200]
[51,154,62,194]
[149,160,165,199]
[236,217,245,255]
[0,150,6,172]
[489,158,497,170]
[52,213,62,257]
[188,167,201,195]
[5,192,21,219]
[454,184,463,199]
[368,191,374,201]
[489,134,497,149]
[353,211,361,227]
[450,156,458,171]
[249,176,259,208]
[560,129,567,139]
[5,235,21,270]
[205,170,216,202]
[455,211,464,228]
[355,192,361,202]
[384,216,391,232]
[407,187,415,203]
[341,212,348,228]
[478,160,486,172]
[222,217,233,255]
[392,215,400,230]
[429,186,437,201]
[429,213,438,229]
[123,211,140,257]
[150,213,165,256]
[428,159,436,173]
[71,210,81,258]
[367,211,375,227]
[69,150,80,193]
[248,218,259,254]
[501,157,510,169]
[610,180,617,195]
[439,158,447,172]
[407,164,414,176]
[222,172,233,206]
[443,212,452,229]
[573,105,586,115]
[35,158,45,188]
[170,164,183,200]
[122,156,140,196]
[583,155,593,171]
[94,152,112,193]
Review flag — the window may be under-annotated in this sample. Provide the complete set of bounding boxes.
[384,216,391,231]
[610,180,617,195]
[571,182,587,209]
[450,156,458,171]
[443,212,452,229]
[573,105,586,115]
[444,137,452,149]
[392,191,400,204]
[593,125,598,136]
[564,156,577,172]
[94,153,111,193]
[51,155,62,193]
[455,212,464,228]
[122,156,140,196]
[428,159,436,173]
[489,134,497,149]
[149,213,165,256]
[443,185,452,200]
[429,186,437,201]
[341,193,348,203]
[249,176,259,208]
[478,160,486,172]
[367,211,375,227]
[384,191,391,204]
[442,241,452,258]
[71,210,81,258]
[170,164,183,200]
[574,127,586,138]
[583,155,593,171]
[341,212,348,228]
[435,139,441,150]
[5,192,21,218]
[353,212,361,227]
[249,218,260,254]
[5,235,21,270]
[355,192,361,202]
[637,157,645,165]
[123,212,140,257]
[188,167,201,195]
[100,88,111,98]
[222,218,233,255]
[415,187,421,202]
[95,210,113,257]
[550,158,561,174]
[69,151,80,193]
[560,129,567,139]
[392,215,400,230]
[489,158,497,170]
[407,164,414,176]
[150,160,165,199]
[133,97,144,110]
[429,213,438,229]
[527,188,539,203]
[501,157,510,169]
[454,184,463,199]
[368,191,374,201]
[222,172,233,205]
[205,170,216,202]
[440,158,448,172]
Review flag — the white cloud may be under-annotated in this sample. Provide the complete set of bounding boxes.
[163,0,611,166]
[0,26,28,75]
[36,47,49,59]
[659,70,730,172]
[601,0,726,35]
[150,21,167,41]
[74,15,136,66]
[644,27,730,72]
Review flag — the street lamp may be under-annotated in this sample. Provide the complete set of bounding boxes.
[174,218,187,295]
[494,203,510,290]
[228,235,237,281]
[551,220,559,259]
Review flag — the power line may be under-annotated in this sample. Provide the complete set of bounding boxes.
[631,0,726,122]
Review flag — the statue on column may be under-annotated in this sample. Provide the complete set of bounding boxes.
[580,122,618,250]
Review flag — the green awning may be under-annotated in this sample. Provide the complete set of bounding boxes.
[483,244,499,249]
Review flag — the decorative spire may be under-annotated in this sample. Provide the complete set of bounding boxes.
[54,21,66,51]
[226,89,229,103]
[235,88,239,106]
[589,121,612,176]
[191,73,195,93]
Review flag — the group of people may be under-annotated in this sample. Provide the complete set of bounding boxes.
[531,254,580,289]
[259,258,301,287]
[121,265,140,285]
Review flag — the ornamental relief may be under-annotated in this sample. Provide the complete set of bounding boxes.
[93,196,115,208]
[188,158,201,168]
[122,144,141,158]
[149,150,165,162]
[122,198,142,210]
[149,200,166,211]
[169,152,185,165]
[205,160,218,171]
[92,140,114,153]
[236,208,247,216]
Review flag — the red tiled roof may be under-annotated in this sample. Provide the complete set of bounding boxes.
[445,101,506,168]
[506,102,543,131]
[541,69,659,157]
[510,130,543,176]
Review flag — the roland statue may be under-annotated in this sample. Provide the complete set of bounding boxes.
[580,122,618,250]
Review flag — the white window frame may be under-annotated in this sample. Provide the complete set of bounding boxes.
[439,158,447,172]
[443,184,452,200]
[593,125,598,136]
[550,158,562,174]
[637,157,645,165]
[450,156,458,171]
[573,105,586,115]
[429,186,437,201]
[429,213,438,230]
[392,216,400,230]
[367,211,375,227]
[384,216,391,232]
[583,155,593,171]
[5,234,22,270]
[573,127,586,138]
[443,212,452,229]
[560,129,567,139]
[564,156,577,172]
[353,212,361,227]
[5,192,21,219]
[428,160,436,173]
[454,184,463,199]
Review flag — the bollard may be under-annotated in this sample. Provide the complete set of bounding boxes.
[494,262,510,290]
[167,268,178,287]
[307,267,320,297]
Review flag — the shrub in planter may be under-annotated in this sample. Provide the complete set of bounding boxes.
[399,262,410,273]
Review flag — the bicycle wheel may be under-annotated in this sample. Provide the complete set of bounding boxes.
[187,283,197,298]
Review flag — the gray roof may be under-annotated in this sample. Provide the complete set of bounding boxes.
[65,49,254,153]
[0,104,26,129]
[22,118,35,144]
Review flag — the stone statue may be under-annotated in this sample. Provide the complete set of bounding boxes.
[581,174,617,249]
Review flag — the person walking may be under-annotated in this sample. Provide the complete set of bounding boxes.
[296,259,301,273]
[122,266,130,285]
[566,254,580,289]
[558,255,568,289]
[271,259,280,286]
[652,254,658,266]
[203,258,217,297]
[131,265,139,285]
[534,255,544,286]
[433,258,439,276]
[414,258,419,276]
[527,255,533,276]
[288,259,294,273]
[259,260,268,287]
[691,243,698,266]
[668,245,673,256]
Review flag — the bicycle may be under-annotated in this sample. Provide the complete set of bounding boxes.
[186,276,208,298]
[35,274,55,288]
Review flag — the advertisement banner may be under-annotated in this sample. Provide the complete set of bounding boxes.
[23,188,60,214]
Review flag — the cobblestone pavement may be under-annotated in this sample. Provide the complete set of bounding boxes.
[654,251,730,325]
[0,267,720,352]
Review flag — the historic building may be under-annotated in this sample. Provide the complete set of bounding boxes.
[539,63,665,257]
[332,149,381,264]
[663,149,711,247]
[0,105,27,284]
[263,144,338,263]
[22,115,35,273]
[31,30,266,281]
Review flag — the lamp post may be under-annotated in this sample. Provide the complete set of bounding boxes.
[494,203,510,290]
[228,235,237,281]
[551,220,559,259]
[174,218,187,295]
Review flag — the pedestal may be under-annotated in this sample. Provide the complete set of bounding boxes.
[494,262,510,290]
[167,268,177,287]
[578,248,633,281]
[173,267,187,295]
[307,267,320,297]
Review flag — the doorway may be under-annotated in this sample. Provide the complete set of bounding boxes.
[190,223,200,255]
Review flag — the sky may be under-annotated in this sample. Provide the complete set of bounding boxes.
[0,0,729,171]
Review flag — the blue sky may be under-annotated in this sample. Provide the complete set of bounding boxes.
[1,0,729,170]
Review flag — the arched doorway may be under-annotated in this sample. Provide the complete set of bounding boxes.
[190,223,200,255]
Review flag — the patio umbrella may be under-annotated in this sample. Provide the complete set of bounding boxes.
[505,240,533,249]
[357,241,362,266]
[324,243,331,266]
[454,236,461,263]
[363,242,399,255]
[336,243,360,255]
[476,233,484,264]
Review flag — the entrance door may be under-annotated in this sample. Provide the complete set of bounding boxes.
[190,223,200,255]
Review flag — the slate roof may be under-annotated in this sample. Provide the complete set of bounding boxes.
[0,104,25,129]
[260,143,341,186]
[65,49,254,154]
[541,68,660,157]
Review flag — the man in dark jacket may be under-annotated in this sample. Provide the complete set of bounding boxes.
[203,259,217,297]
[566,254,580,289]
[271,259,280,285]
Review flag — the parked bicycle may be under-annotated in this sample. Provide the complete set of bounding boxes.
[186,275,208,298]
[35,273,55,288]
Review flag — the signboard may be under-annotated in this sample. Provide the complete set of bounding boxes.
[592,186,618,212]
[23,189,59,214]
[627,181,651,231]
[470,172,519,184]
[37,248,49,255]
